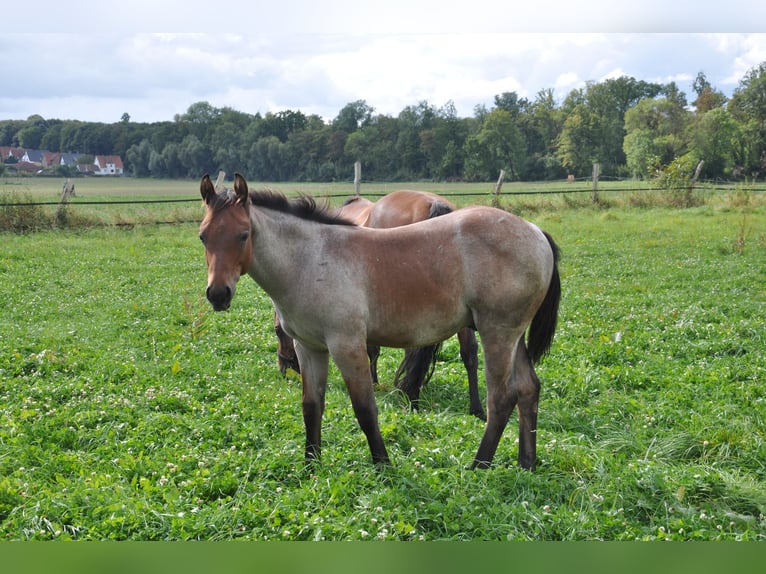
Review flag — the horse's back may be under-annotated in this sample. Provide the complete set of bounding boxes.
[367,190,455,228]
[338,196,374,226]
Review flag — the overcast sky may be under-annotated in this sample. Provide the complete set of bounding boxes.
[3,1,766,124]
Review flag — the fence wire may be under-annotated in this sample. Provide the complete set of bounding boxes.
[1,183,764,208]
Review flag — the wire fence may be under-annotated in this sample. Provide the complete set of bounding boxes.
[2,181,765,208]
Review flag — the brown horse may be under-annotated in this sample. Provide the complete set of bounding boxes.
[274,189,485,419]
[200,174,560,469]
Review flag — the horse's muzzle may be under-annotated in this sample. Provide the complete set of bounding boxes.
[206,285,232,311]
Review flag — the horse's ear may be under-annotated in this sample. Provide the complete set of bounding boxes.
[233,173,249,205]
[200,174,215,205]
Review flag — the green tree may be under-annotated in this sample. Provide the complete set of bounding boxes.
[558,77,664,176]
[692,71,727,113]
[519,89,565,180]
[623,97,690,178]
[728,61,766,176]
[17,125,45,149]
[395,101,437,179]
[248,136,287,181]
[178,134,213,178]
[463,108,526,181]
[689,107,741,178]
[556,102,597,175]
[125,139,154,176]
[333,100,375,133]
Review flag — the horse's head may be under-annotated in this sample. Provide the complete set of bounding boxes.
[199,173,253,311]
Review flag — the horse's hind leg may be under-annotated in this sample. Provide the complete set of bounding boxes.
[513,340,540,471]
[471,335,517,469]
[458,327,485,420]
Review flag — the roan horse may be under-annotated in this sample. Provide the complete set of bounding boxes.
[199,173,560,469]
[274,189,486,420]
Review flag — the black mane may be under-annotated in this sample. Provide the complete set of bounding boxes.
[213,188,354,226]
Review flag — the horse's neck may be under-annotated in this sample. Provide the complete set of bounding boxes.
[246,207,326,295]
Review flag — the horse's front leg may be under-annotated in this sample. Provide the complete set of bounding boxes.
[366,344,381,385]
[457,327,485,420]
[294,342,329,464]
[331,341,390,465]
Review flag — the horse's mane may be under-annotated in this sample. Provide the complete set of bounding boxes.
[213,188,355,226]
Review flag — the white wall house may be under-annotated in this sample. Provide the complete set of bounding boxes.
[93,155,124,176]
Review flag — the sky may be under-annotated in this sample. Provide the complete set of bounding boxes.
[3,1,766,125]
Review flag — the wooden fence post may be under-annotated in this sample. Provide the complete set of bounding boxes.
[354,161,361,196]
[686,160,704,207]
[214,170,226,192]
[55,179,76,227]
[591,163,600,203]
[492,169,506,208]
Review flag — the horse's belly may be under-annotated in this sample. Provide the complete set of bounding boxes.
[366,305,471,348]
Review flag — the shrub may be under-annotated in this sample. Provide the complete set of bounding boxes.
[0,191,51,232]
[651,154,703,207]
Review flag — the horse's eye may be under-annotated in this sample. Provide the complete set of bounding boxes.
[199,234,207,245]
[238,231,250,243]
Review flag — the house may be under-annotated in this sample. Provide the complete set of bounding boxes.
[42,152,63,167]
[93,155,124,176]
[59,153,80,167]
[0,147,25,161]
[21,149,45,165]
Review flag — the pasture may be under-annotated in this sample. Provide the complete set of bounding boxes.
[0,179,764,540]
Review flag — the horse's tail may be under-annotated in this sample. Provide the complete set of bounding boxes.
[428,199,454,219]
[393,342,442,397]
[527,231,561,364]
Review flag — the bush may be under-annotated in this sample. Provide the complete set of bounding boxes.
[0,191,51,232]
[651,154,703,207]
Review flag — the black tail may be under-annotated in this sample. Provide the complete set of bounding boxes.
[428,200,454,219]
[393,342,442,400]
[527,231,561,364]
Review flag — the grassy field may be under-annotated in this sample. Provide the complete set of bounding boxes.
[0,181,765,540]
[2,174,662,228]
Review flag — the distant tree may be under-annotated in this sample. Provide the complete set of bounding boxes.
[333,100,375,133]
[463,108,526,181]
[17,125,45,149]
[395,101,437,179]
[728,61,766,176]
[125,139,154,177]
[691,72,727,113]
[559,77,664,175]
[689,107,741,178]
[518,89,565,180]
[121,112,131,124]
[556,101,597,175]
[178,134,213,178]
[40,121,64,151]
[623,97,690,178]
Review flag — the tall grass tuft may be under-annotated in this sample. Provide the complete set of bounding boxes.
[0,191,50,232]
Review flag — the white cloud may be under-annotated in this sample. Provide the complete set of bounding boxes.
[2,30,766,123]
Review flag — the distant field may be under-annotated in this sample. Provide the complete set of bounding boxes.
[1,175,606,204]
[3,175,762,229]
[1,196,764,540]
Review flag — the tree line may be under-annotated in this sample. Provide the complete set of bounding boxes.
[3,63,766,183]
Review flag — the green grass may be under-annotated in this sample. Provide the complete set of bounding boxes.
[0,193,765,540]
